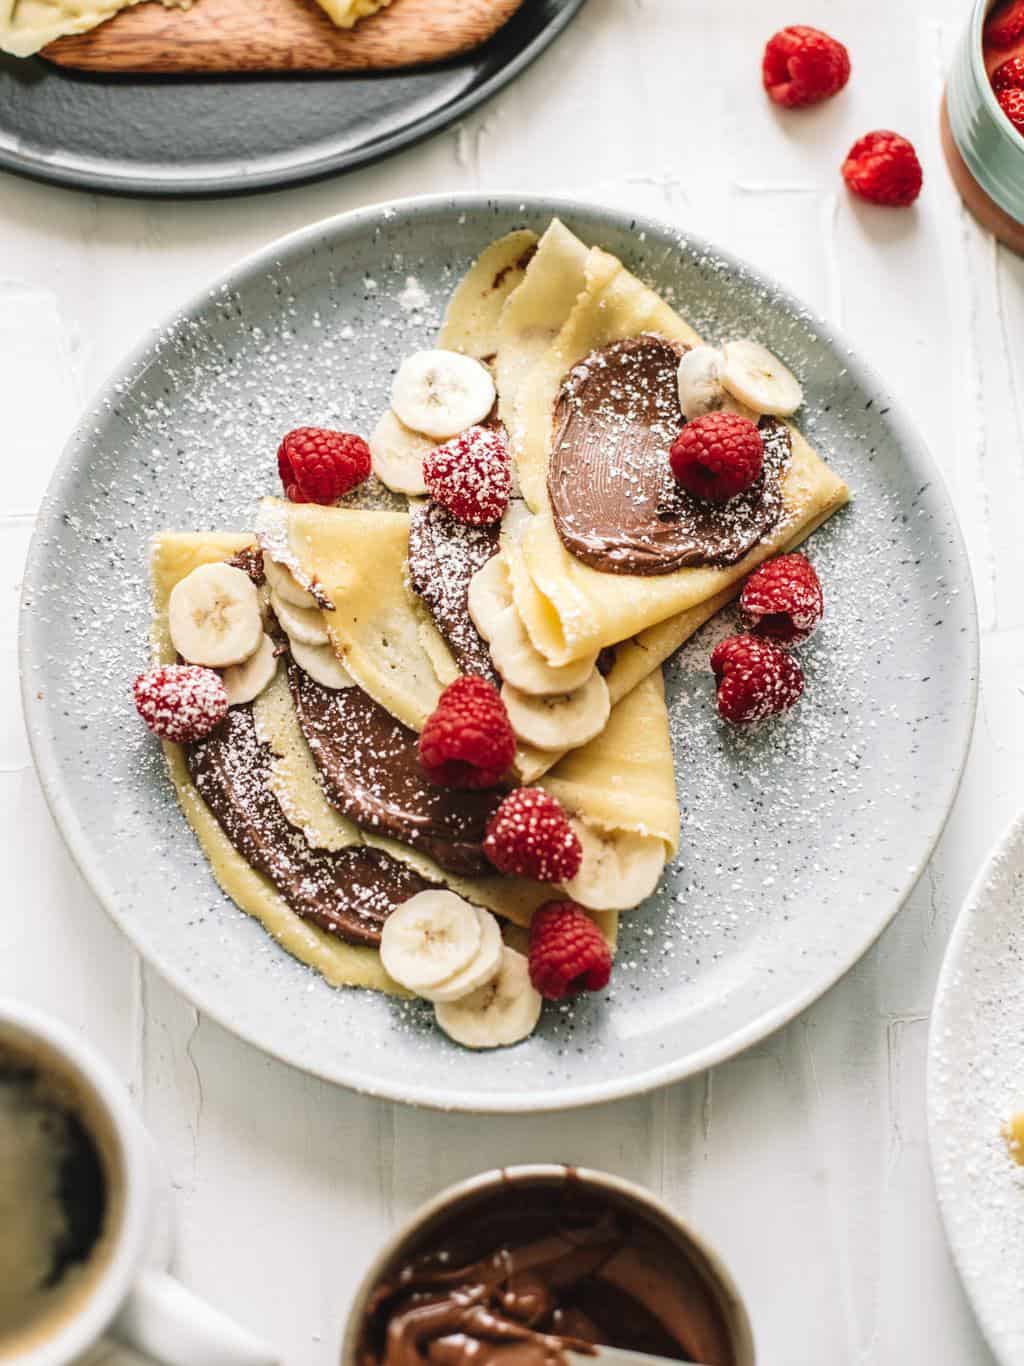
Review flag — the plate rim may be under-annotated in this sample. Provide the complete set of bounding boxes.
[927,807,1024,1366]
[20,190,980,1112]
[0,0,588,199]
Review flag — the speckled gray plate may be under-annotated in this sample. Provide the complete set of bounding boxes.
[0,0,585,197]
[929,811,1024,1366]
[20,194,978,1112]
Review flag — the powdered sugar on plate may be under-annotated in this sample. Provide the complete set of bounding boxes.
[18,200,977,1109]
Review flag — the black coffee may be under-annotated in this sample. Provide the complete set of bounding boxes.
[0,1058,108,1345]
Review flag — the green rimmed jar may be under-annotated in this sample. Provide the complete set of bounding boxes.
[943,0,1024,252]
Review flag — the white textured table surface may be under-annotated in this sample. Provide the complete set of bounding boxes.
[2,1,1023,1362]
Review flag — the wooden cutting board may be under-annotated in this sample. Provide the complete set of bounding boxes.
[43,0,526,73]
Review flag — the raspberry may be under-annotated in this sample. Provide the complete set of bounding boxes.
[419,676,516,789]
[710,634,804,726]
[986,0,1024,48]
[992,55,1024,91]
[739,553,824,644]
[762,26,851,108]
[133,664,228,744]
[277,427,371,504]
[841,131,923,207]
[528,902,613,1001]
[423,426,511,526]
[483,789,582,883]
[669,412,764,504]
[996,87,1024,134]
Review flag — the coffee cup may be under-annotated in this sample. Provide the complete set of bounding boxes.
[0,997,279,1366]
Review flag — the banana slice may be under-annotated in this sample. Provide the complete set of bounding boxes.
[434,947,542,1049]
[467,552,513,628]
[390,349,496,441]
[422,908,503,1004]
[264,554,318,610]
[168,562,263,668]
[720,339,804,417]
[468,556,597,696]
[369,410,435,496]
[677,344,726,419]
[488,609,597,696]
[288,638,354,690]
[221,632,279,707]
[561,819,667,912]
[380,891,482,994]
[502,672,610,752]
[269,592,329,647]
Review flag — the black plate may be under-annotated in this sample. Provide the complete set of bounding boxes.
[0,0,586,197]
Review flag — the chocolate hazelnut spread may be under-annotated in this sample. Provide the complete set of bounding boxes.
[408,503,501,684]
[492,244,539,293]
[226,544,266,587]
[548,336,789,576]
[358,1186,735,1366]
[288,663,504,877]
[186,704,430,947]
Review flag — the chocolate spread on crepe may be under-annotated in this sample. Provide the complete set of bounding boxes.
[288,663,504,877]
[548,336,789,576]
[407,502,500,684]
[186,705,429,947]
[358,1186,735,1366]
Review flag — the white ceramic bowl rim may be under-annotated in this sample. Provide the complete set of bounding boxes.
[19,192,980,1113]
[926,808,1024,1366]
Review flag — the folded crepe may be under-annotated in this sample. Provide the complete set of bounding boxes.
[151,532,681,993]
[262,471,839,787]
[437,227,540,363]
[473,221,849,666]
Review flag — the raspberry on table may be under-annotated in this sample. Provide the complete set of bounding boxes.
[277,427,371,504]
[739,553,824,644]
[528,901,613,1001]
[710,634,805,726]
[762,25,851,108]
[841,130,923,207]
[996,87,1024,134]
[483,788,582,883]
[419,675,517,789]
[669,411,764,504]
[986,0,1024,48]
[992,55,1024,91]
[133,664,228,744]
[423,425,511,526]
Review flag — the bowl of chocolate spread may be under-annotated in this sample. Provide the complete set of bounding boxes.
[345,1166,754,1366]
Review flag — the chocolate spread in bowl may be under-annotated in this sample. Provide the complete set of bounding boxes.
[186,705,430,947]
[288,663,504,878]
[548,336,790,576]
[407,502,500,684]
[357,1182,736,1366]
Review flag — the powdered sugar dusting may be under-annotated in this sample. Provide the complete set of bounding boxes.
[19,202,976,1106]
[550,337,789,574]
[134,663,228,744]
[407,501,499,683]
[188,703,429,943]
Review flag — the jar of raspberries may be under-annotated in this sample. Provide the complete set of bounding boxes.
[943,0,1024,252]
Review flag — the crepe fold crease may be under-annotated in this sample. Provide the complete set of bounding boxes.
[486,220,849,666]
[151,531,682,992]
